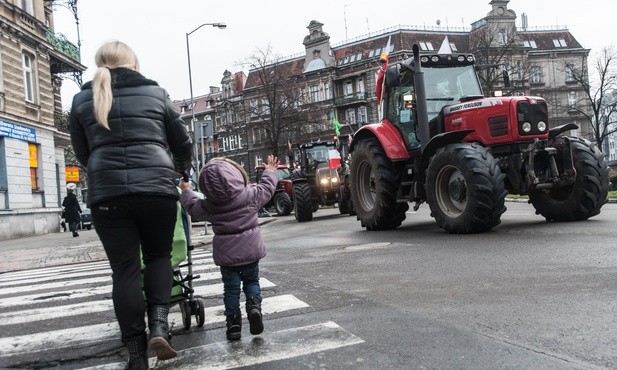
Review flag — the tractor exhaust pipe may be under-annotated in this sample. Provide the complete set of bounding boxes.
[412,44,430,152]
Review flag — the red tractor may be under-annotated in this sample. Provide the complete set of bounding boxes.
[255,164,294,216]
[349,43,610,233]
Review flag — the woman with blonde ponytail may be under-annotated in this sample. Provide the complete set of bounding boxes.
[69,40,192,370]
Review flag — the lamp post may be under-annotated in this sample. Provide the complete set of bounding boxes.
[186,22,226,181]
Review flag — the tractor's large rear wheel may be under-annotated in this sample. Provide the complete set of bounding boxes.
[426,143,507,234]
[350,138,408,230]
[274,192,293,216]
[529,137,609,221]
[293,182,313,222]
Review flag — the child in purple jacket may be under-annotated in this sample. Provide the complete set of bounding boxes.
[179,155,278,340]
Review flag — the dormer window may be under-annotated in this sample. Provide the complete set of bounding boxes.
[419,42,434,51]
[523,40,537,49]
[553,39,568,47]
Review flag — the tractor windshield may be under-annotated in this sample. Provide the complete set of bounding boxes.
[276,167,291,180]
[303,145,335,172]
[424,65,483,120]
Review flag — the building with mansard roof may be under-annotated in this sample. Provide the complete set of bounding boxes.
[0,0,85,239]
[177,0,591,178]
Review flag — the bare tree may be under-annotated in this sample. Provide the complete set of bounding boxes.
[568,46,617,148]
[241,46,322,158]
[469,24,530,96]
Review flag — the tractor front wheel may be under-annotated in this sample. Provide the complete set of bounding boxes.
[426,143,507,234]
[274,192,293,216]
[293,182,313,222]
[529,137,609,221]
[350,138,407,230]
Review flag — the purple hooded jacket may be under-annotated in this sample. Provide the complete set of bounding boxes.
[180,160,277,266]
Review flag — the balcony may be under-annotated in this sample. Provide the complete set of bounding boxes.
[46,29,80,63]
[334,92,368,107]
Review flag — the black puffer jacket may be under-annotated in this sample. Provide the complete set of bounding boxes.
[69,68,193,207]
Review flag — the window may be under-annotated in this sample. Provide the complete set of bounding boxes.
[566,63,576,82]
[18,0,34,15]
[261,98,269,115]
[323,83,331,100]
[23,52,35,103]
[344,81,353,96]
[568,92,577,110]
[250,99,257,117]
[419,42,434,51]
[498,28,508,45]
[523,40,537,49]
[356,78,365,94]
[553,39,568,47]
[356,53,362,61]
[255,154,262,166]
[29,143,39,190]
[358,106,367,125]
[531,66,543,84]
[515,60,523,80]
[310,85,320,102]
[345,109,356,126]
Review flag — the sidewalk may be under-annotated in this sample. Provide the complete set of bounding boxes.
[0,219,274,274]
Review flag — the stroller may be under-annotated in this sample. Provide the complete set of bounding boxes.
[141,195,205,330]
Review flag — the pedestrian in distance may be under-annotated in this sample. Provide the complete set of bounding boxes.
[62,183,82,237]
[68,40,193,370]
[179,155,278,341]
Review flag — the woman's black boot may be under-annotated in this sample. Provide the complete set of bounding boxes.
[123,333,149,370]
[147,305,177,360]
[246,297,264,335]
[226,314,242,341]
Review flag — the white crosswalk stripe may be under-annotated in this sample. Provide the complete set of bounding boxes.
[0,249,363,368]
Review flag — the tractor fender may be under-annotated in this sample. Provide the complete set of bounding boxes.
[418,130,475,188]
[548,123,579,139]
[292,177,308,185]
[349,122,409,160]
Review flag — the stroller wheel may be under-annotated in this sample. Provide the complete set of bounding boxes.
[195,299,205,327]
[180,300,191,330]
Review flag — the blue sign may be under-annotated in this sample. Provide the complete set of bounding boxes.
[0,120,36,142]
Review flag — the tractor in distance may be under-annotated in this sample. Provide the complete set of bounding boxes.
[291,141,354,222]
[255,164,294,216]
[348,41,610,233]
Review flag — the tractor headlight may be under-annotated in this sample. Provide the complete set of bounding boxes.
[320,178,328,185]
[537,121,547,132]
[522,122,532,133]
[331,177,339,183]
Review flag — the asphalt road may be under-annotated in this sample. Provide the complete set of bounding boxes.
[1,201,615,369]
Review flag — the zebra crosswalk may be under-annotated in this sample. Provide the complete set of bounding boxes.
[0,249,363,369]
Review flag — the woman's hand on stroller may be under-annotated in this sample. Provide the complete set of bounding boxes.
[179,177,192,191]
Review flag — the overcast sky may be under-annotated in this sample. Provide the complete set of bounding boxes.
[54,0,614,110]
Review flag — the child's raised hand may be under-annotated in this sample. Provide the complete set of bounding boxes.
[179,178,192,191]
[264,155,279,172]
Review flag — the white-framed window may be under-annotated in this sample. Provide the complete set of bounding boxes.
[323,82,331,100]
[531,66,543,84]
[344,81,353,96]
[250,99,258,117]
[522,40,537,49]
[23,52,36,103]
[568,91,577,110]
[255,154,263,166]
[358,106,367,125]
[356,78,365,94]
[18,0,34,15]
[498,28,508,45]
[261,98,269,115]
[345,109,356,126]
[419,42,434,51]
[566,63,576,82]
[310,84,320,102]
[515,60,523,80]
[553,39,568,47]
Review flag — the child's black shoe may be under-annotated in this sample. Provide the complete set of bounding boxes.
[226,314,242,341]
[246,297,263,335]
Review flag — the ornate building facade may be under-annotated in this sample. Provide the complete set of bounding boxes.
[0,0,84,239]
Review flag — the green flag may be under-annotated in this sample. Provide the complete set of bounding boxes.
[332,111,342,136]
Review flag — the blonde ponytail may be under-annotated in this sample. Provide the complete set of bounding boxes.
[92,67,113,130]
[91,40,140,130]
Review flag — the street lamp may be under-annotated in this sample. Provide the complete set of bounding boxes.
[186,22,226,181]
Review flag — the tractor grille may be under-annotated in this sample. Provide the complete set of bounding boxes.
[517,100,549,136]
[488,116,508,137]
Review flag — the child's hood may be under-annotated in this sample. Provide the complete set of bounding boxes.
[199,160,245,203]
